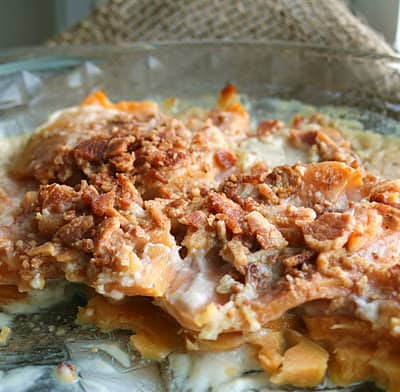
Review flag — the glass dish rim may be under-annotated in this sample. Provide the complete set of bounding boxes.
[1,39,400,63]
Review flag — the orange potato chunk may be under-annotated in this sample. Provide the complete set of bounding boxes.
[329,344,374,386]
[270,332,329,388]
[250,331,284,374]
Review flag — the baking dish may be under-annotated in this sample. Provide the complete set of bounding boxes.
[1,41,399,392]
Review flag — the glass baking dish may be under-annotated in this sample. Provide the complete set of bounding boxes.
[0,42,398,392]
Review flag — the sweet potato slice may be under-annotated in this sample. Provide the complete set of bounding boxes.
[81,90,158,116]
[77,294,183,360]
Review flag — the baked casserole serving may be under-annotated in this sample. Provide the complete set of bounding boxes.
[1,86,400,391]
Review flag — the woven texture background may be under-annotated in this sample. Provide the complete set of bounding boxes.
[50,0,394,55]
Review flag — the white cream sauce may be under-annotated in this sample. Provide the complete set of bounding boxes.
[77,358,163,392]
[351,296,388,331]
[167,345,271,392]
[168,250,219,315]
[1,280,75,315]
[177,273,216,311]
[66,341,132,368]
[0,357,163,392]
[0,312,14,327]
[0,366,46,392]
[340,126,400,179]
[237,129,315,170]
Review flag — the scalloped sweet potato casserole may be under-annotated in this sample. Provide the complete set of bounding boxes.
[1,86,400,391]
